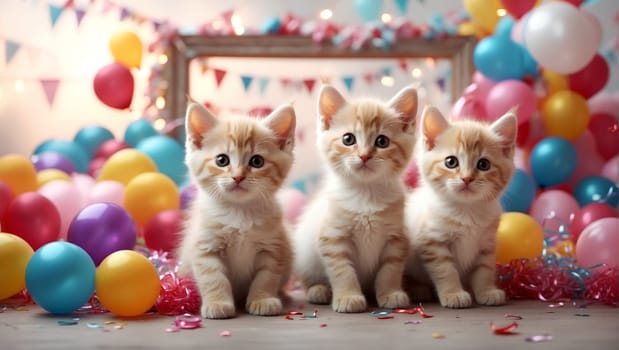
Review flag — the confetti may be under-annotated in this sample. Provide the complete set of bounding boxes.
[174,314,202,329]
[320,323,328,328]
[285,315,294,320]
[104,321,126,329]
[504,313,523,320]
[87,322,104,329]
[393,303,434,318]
[165,327,180,333]
[57,320,79,326]
[432,332,445,339]
[526,334,553,343]
[574,313,590,317]
[220,330,231,337]
[404,320,422,325]
[490,321,519,335]
[370,311,392,317]
[377,315,394,320]
[287,311,304,315]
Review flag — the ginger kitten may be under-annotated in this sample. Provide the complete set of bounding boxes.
[293,84,418,313]
[177,102,296,319]
[405,106,517,308]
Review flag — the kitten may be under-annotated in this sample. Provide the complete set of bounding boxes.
[293,84,418,313]
[404,106,517,308]
[177,102,296,319]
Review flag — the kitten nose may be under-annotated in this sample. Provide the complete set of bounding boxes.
[359,154,370,163]
[233,176,245,184]
[461,177,473,185]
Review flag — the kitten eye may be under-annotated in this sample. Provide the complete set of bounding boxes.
[444,156,459,169]
[477,158,491,171]
[342,133,356,146]
[215,154,230,167]
[249,155,265,168]
[374,135,390,148]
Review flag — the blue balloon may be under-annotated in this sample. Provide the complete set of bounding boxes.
[25,241,95,315]
[520,44,539,76]
[136,135,187,185]
[73,125,114,157]
[500,168,537,212]
[124,119,158,147]
[354,0,383,22]
[494,16,515,38]
[33,139,89,173]
[529,137,577,188]
[474,35,525,81]
[573,176,619,208]
[261,16,281,34]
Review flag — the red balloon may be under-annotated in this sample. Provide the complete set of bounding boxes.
[567,54,610,99]
[88,157,107,178]
[516,119,531,148]
[143,209,184,253]
[561,0,584,6]
[93,63,134,110]
[500,0,538,19]
[0,180,14,221]
[2,192,61,250]
[94,139,130,160]
[588,113,619,160]
[571,202,618,243]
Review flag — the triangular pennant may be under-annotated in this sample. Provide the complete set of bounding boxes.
[381,67,392,77]
[213,68,227,87]
[152,20,162,31]
[342,76,355,92]
[363,72,375,85]
[200,60,209,74]
[49,4,64,27]
[280,78,291,89]
[258,77,269,95]
[119,7,131,21]
[398,59,408,72]
[75,8,87,26]
[436,78,446,92]
[40,79,61,106]
[394,0,410,15]
[240,75,253,92]
[302,79,316,94]
[5,40,21,65]
[101,0,114,14]
[63,0,75,8]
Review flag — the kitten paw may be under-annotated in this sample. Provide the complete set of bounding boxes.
[438,290,472,309]
[475,288,506,306]
[408,285,435,302]
[201,302,236,319]
[377,290,410,309]
[307,284,331,305]
[332,294,367,313]
[246,297,283,316]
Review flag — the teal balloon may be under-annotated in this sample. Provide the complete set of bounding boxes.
[500,169,537,212]
[73,125,114,157]
[136,135,187,185]
[573,176,619,207]
[124,119,158,147]
[354,0,383,22]
[494,16,515,38]
[521,45,539,76]
[33,139,89,173]
[529,137,577,188]
[474,35,525,81]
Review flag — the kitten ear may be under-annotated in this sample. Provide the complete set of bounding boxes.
[318,84,347,130]
[389,85,418,131]
[491,109,518,153]
[263,104,296,151]
[421,106,449,150]
[185,102,218,149]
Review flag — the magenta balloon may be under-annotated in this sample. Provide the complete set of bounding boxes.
[485,79,536,124]
[143,209,184,253]
[67,202,137,266]
[570,203,618,243]
[529,189,580,235]
[450,94,488,122]
[93,63,134,110]
[576,217,619,270]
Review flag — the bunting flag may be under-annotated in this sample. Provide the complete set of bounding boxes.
[436,77,446,92]
[342,76,355,92]
[39,79,61,107]
[75,8,87,26]
[258,77,269,95]
[302,79,316,94]
[5,40,21,65]
[363,72,375,85]
[49,4,64,27]
[280,78,292,89]
[394,0,410,15]
[119,7,131,21]
[398,58,408,72]
[213,68,227,87]
[240,75,253,92]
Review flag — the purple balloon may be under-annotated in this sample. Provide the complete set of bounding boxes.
[33,152,76,174]
[180,183,197,210]
[67,203,137,266]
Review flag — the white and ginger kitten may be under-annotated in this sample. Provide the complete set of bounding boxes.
[293,84,418,313]
[405,106,517,309]
[177,102,296,319]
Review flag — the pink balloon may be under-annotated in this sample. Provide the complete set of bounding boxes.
[529,189,580,235]
[93,63,134,110]
[514,149,531,175]
[86,181,125,207]
[576,217,619,270]
[143,209,184,253]
[277,188,307,225]
[588,92,619,118]
[485,79,536,123]
[570,203,618,243]
[94,139,130,160]
[601,156,619,183]
[71,173,95,200]
[472,71,497,101]
[510,14,529,44]
[567,130,605,189]
[38,180,84,240]
[450,91,488,122]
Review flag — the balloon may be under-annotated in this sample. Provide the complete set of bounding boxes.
[180,183,197,210]
[93,139,130,160]
[38,180,84,240]
[73,126,115,158]
[450,84,488,122]
[88,157,107,178]
[500,169,537,213]
[93,63,134,110]
[539,69,568,104]
[278,188,308,225]
[136,135,187,185]
[523,2,600,74]
[123,172,179,226]
[143,209,184,253]
[529,137,577,187]
[501,0,539,19]
[576,217,619,270]
[567,130,605,189]
[25,241,95,315]
[464,0,501,33]
[67,203,136,266]
[471,71,497,100]
[573,176,619,208]
[0,233,34,300]
[601,156,618,183]
[510,14,527,44]
[3,192,61,250]
[529,189,579,236]
[71,173,96,200]
[0,154,37,196]
[354,0,383,22]
[474,35,524,81]
[457,20,487,39]
[97,149,158,185]
[494,16,514,38]
[109,30,143,69]
[570,203,618,243]
[124,119,158,147]
[588,113,619,160]
[496,212,544,264]
[0,181,13,220]
[32,152,75,174]
[542,91,589,141]
[96,250,160,317]
[588,92,619,118]
[85,180,125,207]
[33,139,89,173]
[567,54,609,100]
[485,79,536,123]
[36,168,71,188]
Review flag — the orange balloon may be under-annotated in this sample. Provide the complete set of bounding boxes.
[0,154,37,196]
[109,30,143,69]
[496,212,544,264]
[464,0,501,33]
[542,90,590,141]
[97,149,157,186]
[123,172,179,226]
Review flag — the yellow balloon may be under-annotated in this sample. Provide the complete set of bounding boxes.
[541,69,567,96]
[36,169,71,188]
[0,233,34,300]
[496,212,544,264]
[109,30,143,69]
[457,20,488,39]
[97,149,158,186]
[123,172,179,226]
[542,90,590,141]
[464,0,501,33]
[96,250,160,317]
[0,154,37,196]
